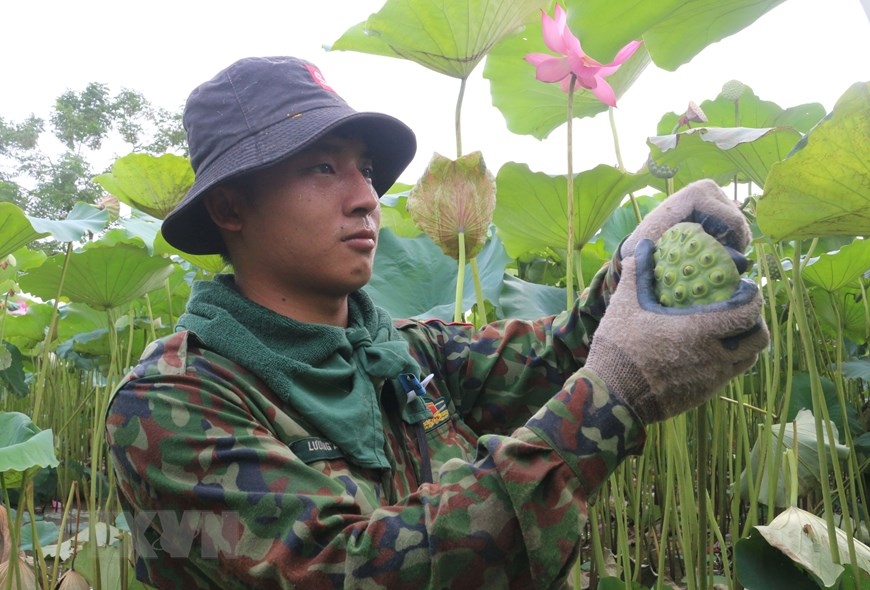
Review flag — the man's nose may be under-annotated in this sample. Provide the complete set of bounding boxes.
[346,172,379,215]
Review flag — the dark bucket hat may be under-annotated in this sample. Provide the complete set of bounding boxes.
[162,56,417,255]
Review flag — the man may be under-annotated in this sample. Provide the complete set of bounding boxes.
[105,56,768,589]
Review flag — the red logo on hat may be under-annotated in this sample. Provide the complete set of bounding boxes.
[306,64,336,93]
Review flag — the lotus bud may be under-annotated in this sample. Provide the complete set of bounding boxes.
[407,151,496,260]
[96,194,121,221]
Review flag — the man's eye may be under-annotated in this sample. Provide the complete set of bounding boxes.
[313,163,334,174]
[361,165,374,180]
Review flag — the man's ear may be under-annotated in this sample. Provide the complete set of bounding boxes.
[203,185,245,232]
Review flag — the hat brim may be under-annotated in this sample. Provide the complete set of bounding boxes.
[162,106,416,255]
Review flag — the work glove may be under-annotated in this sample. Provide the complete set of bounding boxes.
[620,179,751,261]
[585,238,769,424]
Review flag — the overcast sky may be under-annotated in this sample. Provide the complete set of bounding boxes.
[3,0,869,184]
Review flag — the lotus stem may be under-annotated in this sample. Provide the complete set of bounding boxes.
[0,292,8,346]
[588,492,607,584]
[791,245,839,562]
[565,74,577,310]
[470,258,487,325]
[455,77,467,158]
[608,107,625,172]
[25,483,49,590]
[50,482,79,587]
[696,404,708,590]
[454,232,466,322]
[32,242,73,421]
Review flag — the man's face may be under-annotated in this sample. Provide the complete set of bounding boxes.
[223,133,382,299]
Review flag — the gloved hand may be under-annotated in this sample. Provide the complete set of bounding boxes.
[585,238,769,424]
[620,179,751,261]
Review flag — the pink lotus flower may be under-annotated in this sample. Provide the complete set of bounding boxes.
[7,300,27,316]
[525,4,642,107]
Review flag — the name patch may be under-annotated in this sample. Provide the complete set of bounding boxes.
[290,437,344,464]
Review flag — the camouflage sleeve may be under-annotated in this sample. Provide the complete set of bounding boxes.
[107,334,645,589]
[395,260,620,435]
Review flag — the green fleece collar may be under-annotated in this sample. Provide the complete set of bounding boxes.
[177,274,422,469]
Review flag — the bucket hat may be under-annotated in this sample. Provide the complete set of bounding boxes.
[162,56,417,255]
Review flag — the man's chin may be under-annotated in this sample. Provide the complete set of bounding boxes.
[338,271,372,295]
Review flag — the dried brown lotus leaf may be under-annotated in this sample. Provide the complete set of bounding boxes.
[0,555,38,590]
[56,569,90,590]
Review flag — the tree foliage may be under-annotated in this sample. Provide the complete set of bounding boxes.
[0,82,185,223]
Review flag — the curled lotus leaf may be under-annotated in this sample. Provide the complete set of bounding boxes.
[407,151,496,260]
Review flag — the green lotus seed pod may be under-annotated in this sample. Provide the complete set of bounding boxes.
[646,155,679,179]
[721,80,746,101]
[698,251,716,267]
[653,222,741,307]
[764,253,782,280]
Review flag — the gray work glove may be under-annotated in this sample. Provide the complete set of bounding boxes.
[620,179,751,261]
[585,239,769,424]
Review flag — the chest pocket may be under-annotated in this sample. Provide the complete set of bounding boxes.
[393,373,479,484]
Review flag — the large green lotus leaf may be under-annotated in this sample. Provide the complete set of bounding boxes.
[842,359,870,382]
[755,506,870,587]
[497,274,565,320]
[366,229,509,320]
[802,239,870,292]
[3,299,53,351]
[0,412,59,488]
[116,210,226,273]
[379,185,421,239]
[567,0,785,71]
[644,154,737,193]
[28,202,108,243]
[757,83,870,241]
[0,202,50,259]
[493,163,651,259]
[118,210,162,253]
[0,342,28,398]
[650,86,826,191]
[18,518,60,553]
[737,409,849,508]
[568,237,612,289]
[484,25,650,139]
[599,194,663,255]
[8,246,47,273]
[138,264,192,329]
[812,288,868,345]
[56,302,106,344]
[657,85,826,134]
[330,0,549,79]
[18,243,175,311]
[75,540,151,590]
[648,126,803,188]
[94,153,194,220]
[57,319,153,362]
[156,228,227,274]
[785,373,860,441]
[81,228,150,251]
[380,193,422,239]
[735,528,835,590]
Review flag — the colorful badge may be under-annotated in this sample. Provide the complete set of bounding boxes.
[422,396,450,432]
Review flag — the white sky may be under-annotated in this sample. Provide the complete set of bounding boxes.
[2,0,869,185]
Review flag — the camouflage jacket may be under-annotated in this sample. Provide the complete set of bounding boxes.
[105,266,647,589]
